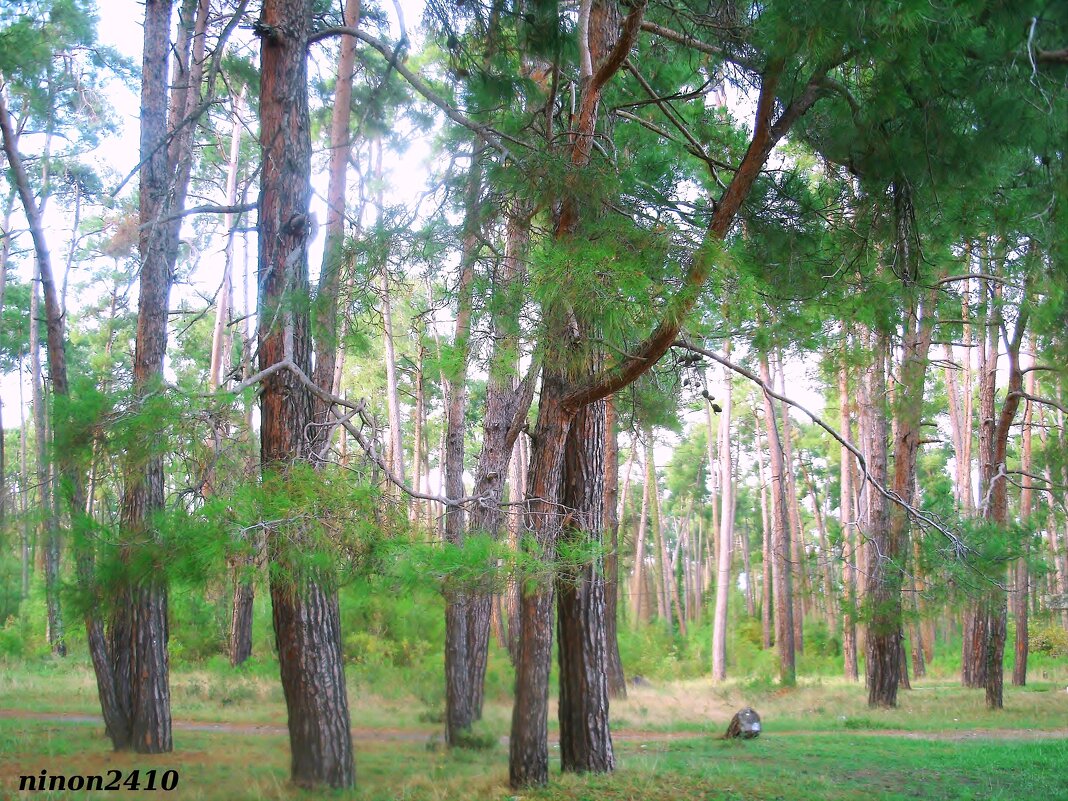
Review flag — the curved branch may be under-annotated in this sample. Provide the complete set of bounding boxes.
[309,27,520,159]
[673,340,970,556]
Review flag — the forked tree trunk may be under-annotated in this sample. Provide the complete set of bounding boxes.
[117,0,211,753]
[464,205,537,722]
[509,375,572,788]
[258,0,354,786]
[442,156,480,745]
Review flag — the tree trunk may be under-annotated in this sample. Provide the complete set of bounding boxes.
[759,354,794,683]
[712,346,733,681]
[630,453,649,627]
[442,156,480,745]
[0,81,128,741]
[509,375,571,788]
[603,396,627,697]
[556,398,614,773]
[0,189,12,526]
[755,419,773,650]
[776,357,806,651]
[258,0,354,785]
[376,141,405,486]
[647,437,670,627]
[863,330,898,708]
[1012,360,1035,686]
[30,262,66,656]
[464,204,536,721]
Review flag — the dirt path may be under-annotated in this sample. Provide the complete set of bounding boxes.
[3,709,1067,744]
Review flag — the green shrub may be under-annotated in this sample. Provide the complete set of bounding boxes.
[1029,623,1068,657]
[0,615,24,659]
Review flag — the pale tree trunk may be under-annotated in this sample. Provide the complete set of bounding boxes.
[833,360,858,679]
[776,356,806,651]
[1012,356,1035,685]
[800,458,837,634]
[30,262,66,655]
[505,432,527,661]
[603,396,627,697]
[760,354,794,683]
[711,345,733,680]
[741,518,755,618]
[630,454,649,627]
[0,189,14,526]
[755,418,773,650]
[19,368,30,597]
[646,437,669,626]
[210,92,256,668]
[377,141,405,486]
[412,345,425,522]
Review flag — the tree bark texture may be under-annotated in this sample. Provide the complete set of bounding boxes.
[258,0,355,786]
[556,398,614,773]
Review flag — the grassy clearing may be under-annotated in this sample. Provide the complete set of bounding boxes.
[2,716,1067,801]
[2,652,1067,800]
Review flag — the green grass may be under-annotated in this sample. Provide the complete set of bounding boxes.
[2,717,1067,800]
[2,642,1067,800]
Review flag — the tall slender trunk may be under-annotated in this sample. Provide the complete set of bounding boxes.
[776,357,806,651]
[442,155,480,745]
[603,396,627,697]
[863,329,898,707]
[760,354,794,683]
[464,205,536,722]
[0,49,129,736]
[115,0,211,753]
[646,438,670,626]
[756,419,773,650]
[801,458,837,634]
[0,189,14,528]
[711,345,733,680]
[630,455,649,627]
[1012,359,1035,686]
[258,0,354,786]
[30,263,65,655]
[377,142,405,486]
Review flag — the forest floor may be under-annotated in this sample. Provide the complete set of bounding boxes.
[2,661,1068,800]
